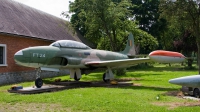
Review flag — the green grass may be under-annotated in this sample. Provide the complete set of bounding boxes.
[0,64,199,112]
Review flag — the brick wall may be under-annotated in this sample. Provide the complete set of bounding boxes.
[0,34,52,72]
[0,70,69,85]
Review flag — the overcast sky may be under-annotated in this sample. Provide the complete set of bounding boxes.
[13,0,74,20]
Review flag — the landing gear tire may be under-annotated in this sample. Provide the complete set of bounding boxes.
[35,78,43,88]
[193,88,200,98]
[103,73,110,83]
[74,73,80,81]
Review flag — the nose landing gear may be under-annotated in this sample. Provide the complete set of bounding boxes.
[35,68,43,88]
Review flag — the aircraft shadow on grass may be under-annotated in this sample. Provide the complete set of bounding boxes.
[122,73,164,78]
[43,79,177,92]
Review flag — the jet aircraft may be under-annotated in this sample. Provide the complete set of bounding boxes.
[14,33,185,88]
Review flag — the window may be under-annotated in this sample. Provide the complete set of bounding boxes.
[0,44,7,66]
[0,47,3,64]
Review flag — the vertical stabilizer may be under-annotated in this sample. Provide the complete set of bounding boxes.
[121,33,136,56]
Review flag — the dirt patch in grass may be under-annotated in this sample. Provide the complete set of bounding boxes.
[152,101,200,110]
[0,103,72,112]
[153,91,200,110]
[154,90,200,109]
[164,90,184,97]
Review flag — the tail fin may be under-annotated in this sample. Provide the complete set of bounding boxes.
[121,33,136,56]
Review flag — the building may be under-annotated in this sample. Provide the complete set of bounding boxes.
[0,0,83,85]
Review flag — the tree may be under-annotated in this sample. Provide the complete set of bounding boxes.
[159,20,182,50]
[159,0,200,72]
[173,30,197,67]
[69,0,158,52]
[131,0,167,50]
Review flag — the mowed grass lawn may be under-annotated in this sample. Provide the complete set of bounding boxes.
[0,64,200,112]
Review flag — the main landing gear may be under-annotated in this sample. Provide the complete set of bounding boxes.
[74,73,80,81]
[35,68,43,88]
[102,67,114,83]
[70,69,81,81]
[34,67,114,88]
[103,73,110,82]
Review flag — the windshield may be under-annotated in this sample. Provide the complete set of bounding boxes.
[50,40,91,49]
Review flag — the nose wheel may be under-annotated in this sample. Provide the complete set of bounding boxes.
[35,78,43,88]
[193,88,200,98]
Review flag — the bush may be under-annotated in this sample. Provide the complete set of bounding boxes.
[114,68,126,76]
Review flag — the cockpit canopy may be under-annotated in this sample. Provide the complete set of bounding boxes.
[50,40,91,49]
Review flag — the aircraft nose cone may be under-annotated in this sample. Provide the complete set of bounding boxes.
[169,78,182,85]
[14,50,24,64]
[169,75,200,87]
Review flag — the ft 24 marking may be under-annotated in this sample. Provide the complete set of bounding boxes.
[33,53,46,58]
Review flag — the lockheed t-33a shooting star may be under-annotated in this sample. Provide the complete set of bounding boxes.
[14,33,185,88]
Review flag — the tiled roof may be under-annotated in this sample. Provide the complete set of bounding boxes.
[0,0,81,42]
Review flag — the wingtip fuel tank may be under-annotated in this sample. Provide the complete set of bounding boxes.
[149,50,185,63]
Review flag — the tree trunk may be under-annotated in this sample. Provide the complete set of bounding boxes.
[197,42,200,74]
[194,20,200,73]
[193,9,200,73]
[185,52,193,68]
[187,58,193,68]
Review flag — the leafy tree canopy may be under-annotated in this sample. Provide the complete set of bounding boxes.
[69,0,158,52]
[159,0,200,71]
[131,0,167,41]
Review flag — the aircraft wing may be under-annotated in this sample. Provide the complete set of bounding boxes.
[85,58,152,68]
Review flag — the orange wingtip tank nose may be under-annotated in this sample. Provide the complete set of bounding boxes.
[149,50,185,58]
